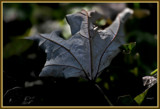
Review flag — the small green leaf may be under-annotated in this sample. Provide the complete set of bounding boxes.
[120,42,136,54]
[110,76,114,82]
[96,77,102,83]
[104,82,109,90]
[130,67,138,76]
[134,89,148,105]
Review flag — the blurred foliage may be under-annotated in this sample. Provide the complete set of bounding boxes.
[3,39,33,58]
[3,3,157,106]
[119,42,136,54]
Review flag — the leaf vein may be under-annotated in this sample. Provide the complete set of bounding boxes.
[38,34,90,80]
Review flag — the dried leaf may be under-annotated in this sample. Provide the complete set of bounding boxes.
[142,76,157,89]
[26,8,133,80]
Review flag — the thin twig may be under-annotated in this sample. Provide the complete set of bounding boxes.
[95,84,113,106]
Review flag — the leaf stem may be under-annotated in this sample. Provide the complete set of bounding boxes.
[95,84,113,106]
[150,68,157,76]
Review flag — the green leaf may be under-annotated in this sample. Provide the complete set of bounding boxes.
[120,42,136,54]
[134,89,148,105]
[130,67,138,76]
[104,82,109,90]
[96,77,102,83]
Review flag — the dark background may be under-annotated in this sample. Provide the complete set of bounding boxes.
[3,3,157,106]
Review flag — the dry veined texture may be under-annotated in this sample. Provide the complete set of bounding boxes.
[27,8,133,81]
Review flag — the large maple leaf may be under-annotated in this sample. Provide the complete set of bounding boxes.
[26,8,133,81]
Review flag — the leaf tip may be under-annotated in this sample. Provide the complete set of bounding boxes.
[119,8,134,22]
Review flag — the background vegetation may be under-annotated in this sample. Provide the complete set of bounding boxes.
[3,3,157,106]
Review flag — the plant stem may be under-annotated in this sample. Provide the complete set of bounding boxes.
[95,84,113,106]
[150,68,157,76]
